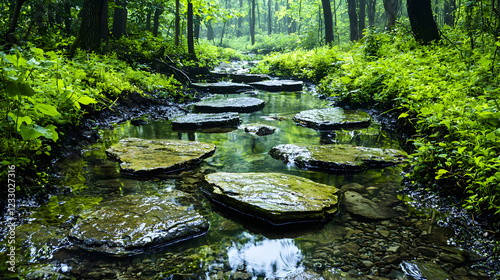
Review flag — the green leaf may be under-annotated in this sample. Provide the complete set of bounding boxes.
[20,124,59,142]
[398,112,409,119]
[341,76,352,84]
[76,95,97,105]
[35,104,60,117]
[5,82,36,97]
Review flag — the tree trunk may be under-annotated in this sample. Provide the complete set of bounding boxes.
[359,0,366,38]
[368,0,376,28]
[187,0,196,59]
[383,0,398,29]
[407,0,440,44]
[175,0,180,44]
[347,0,358,41]
[250,0,256,45]
[79,0,108,51]
[153,5,163,37]
[268,0,272,35]
[112,0,127,39]
[206,20,214,41]
[237,0,243,37]
[194,15,201,40]
[7,0,26,43]
[146,9,152,31]
[321,0,334,44]
[443,0,455,26]
[64,1,72,35]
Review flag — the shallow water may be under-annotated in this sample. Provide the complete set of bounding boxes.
[3,83,495,279]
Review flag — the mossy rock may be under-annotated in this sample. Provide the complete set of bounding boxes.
[204,172,338,224]
[106,138,216,175]
[269,144,407,172]
[193,97,265,113]
[293,107,371,130]
[171,112,242,131]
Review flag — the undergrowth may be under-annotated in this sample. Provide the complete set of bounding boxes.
[254,27,500,220]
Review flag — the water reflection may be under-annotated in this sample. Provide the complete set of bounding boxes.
[227,233,303,278]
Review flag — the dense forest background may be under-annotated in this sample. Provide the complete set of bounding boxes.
[1,0,500,223]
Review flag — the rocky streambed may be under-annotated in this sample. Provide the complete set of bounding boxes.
[1,61,498,280]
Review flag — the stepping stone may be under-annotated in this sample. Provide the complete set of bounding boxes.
[269,144,408,172]
[69,193,209,256]
[106,138,216,175]
[243,124,276,136]
[229,73,271,83]
[193,97,265,113]
[171,112,241,131]
[204,172,338,224]
[191,82,253,93]
[249,80,303,92]
[293,107,371,130]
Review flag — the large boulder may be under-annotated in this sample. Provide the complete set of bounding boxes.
[249,80,303,92]
[269,144,407,172]
[106,138,216,175]
[293,108,371,130]
[204,172,338,224]
[171,112,241,131]
[68,193,209,256]
[193,97,265,113]
[191,82,253,93]
[343,191,396,219]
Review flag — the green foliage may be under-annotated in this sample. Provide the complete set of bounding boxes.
[252,46,340,82]
[254,27,500,219]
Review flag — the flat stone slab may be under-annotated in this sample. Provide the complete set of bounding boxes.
[106,138,216,175]
[230,73,271,83]
[69,193,209,256]
[249,80,303,92]
[193,97,265,113]
[204,172,338,224]
[293,108,371,130]
[269,144,407,172]
[191,82,253,93]
[171,112,241,131]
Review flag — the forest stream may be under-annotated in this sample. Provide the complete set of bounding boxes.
[1,61,498,280]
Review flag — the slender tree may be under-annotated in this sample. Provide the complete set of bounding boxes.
[112,0,128,39]
[383,0,398,29]
[407,0,440,44]
[347,0,359,41]
[187,0,196,59]
[79,0,108,51]
[268,0,272,35]
[175,0,180,45]
[359,0,366,38]
[321,0,334,44]
[368,0,376,28]
[250,0,256,45]
[6,0,27,44]
[153,4,163,37]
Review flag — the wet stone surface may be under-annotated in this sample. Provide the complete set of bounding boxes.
[242,124,276,136]
[68,192,209,257]
[249,79,304,92]
[204,172,339,224]
[269,144,408,172]
[193,97,265,113]
[171,112,242,131]
[230,73,271,83]
[293,107,372,130]
[191,81,253,93]
[106,138,216,175]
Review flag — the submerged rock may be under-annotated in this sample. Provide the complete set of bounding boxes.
[249,80,303,92]
[204,172,338,224]
[193,97,265,113]
[400,261,452,280]
[171,112,241,131]
[69,193,209,256]
[293,108,371,130]
[243,124,276,136]
[106,138,216,175]
[191,81,253,93]
[269,144,407,172]
[343,191,396,219]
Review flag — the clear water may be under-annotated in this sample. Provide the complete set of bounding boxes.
[3,87,407,279]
